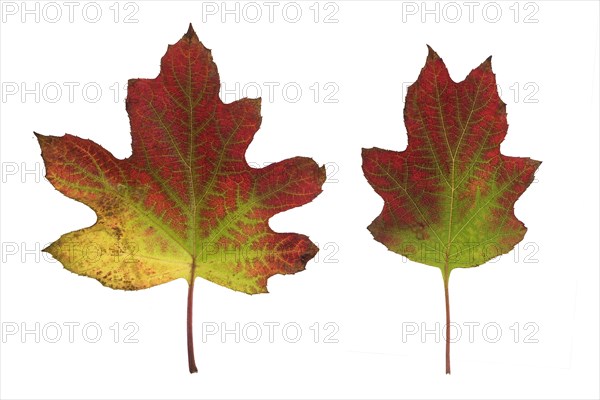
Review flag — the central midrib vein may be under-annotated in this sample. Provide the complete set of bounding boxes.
[433,73,455,280]
[432,72,483,278]
[187,50,198,265]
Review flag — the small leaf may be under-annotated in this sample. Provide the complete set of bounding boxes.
[36,24,325,373]
[362,47,540,373]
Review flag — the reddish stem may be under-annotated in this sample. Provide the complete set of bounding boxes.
[444,276,451,375]
[187,258,198,374]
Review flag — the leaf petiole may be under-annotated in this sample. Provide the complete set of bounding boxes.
[187,258,198,374]
[444,274,451,375]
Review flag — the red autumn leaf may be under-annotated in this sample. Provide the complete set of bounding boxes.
[362,47,541,374]
[36,25,325,373]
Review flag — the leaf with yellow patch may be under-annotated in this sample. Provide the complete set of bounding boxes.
[36,25,325,373]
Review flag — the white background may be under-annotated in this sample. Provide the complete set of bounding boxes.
[1,1,598,399]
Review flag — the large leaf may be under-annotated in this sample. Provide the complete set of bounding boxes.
[36,25,325,373]
[362,47,540,373]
